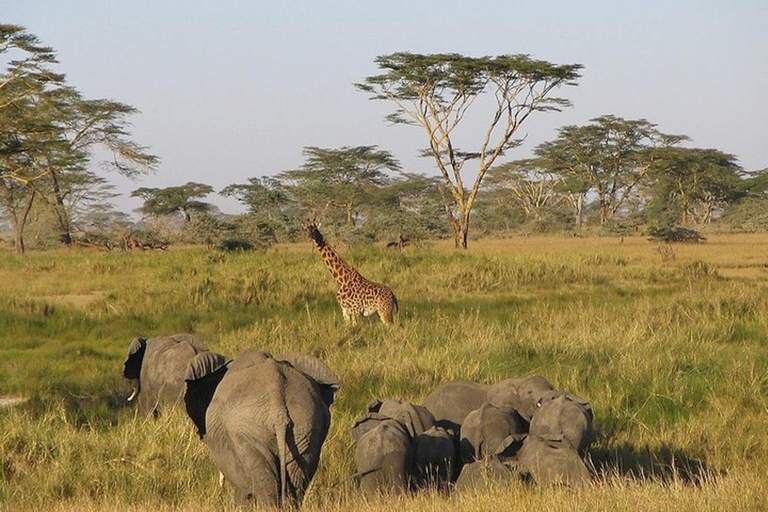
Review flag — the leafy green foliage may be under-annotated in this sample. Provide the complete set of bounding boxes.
[535,115,688,225]
[647,224,706,243]
[131,182,214,223]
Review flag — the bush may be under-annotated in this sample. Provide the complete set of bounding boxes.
[646,225,706,244]
[217,238,255,251]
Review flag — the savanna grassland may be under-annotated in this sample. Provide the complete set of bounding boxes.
[1,234,767,511]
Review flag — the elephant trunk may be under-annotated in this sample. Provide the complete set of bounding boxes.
[127,379,141,402]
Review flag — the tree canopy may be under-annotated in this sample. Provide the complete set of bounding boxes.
[132,182,214,223]
[356,52,582,248]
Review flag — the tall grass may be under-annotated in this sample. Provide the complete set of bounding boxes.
[1,234,767,510]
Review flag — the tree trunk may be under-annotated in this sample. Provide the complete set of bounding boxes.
[346,203,354,227]
[1,183,36,254]
[49,172,72,245]
[575,194,583,230]
[457,209,471,250]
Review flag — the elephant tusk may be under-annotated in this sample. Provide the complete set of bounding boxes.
[127,379,140,402]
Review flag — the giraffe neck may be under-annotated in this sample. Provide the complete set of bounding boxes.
[319,245,359,286]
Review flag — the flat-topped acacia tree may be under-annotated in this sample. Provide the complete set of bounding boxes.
[356,52,582,249]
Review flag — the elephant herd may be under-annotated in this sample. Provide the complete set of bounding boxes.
[353,377,594,495]
[122,334,595,508]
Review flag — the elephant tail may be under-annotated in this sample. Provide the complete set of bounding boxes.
[277,422,288,507]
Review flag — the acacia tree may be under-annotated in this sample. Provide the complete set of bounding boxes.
[535,115,686,225]
[646,147,742,224]
[278,145,401,226]
[0,24,64,252]
[221,176,297,239]
[131,182,214,223]
[484,159,563,221]
[1,25,158,250]
[356,52,582,248]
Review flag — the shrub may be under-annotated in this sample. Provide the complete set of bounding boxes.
[647,225,706,243]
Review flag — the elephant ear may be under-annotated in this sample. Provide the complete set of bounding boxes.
[275,352,341,407]
[494,434,527,461]
[169,333,208,353]
[184,352,230,439]
[122,337,147,379]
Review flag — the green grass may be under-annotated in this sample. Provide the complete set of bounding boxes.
[1,234,768,510]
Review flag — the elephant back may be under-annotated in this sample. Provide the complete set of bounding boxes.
[274,353,340,387]
[516,434,591,485]
[202,350,333,506]
[423,381,489,435]
[529,393,593,453]
[275,352,340,407]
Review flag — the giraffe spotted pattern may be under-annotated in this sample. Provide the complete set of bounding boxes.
[305,222,398,325]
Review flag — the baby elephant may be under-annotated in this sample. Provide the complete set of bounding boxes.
[122,333,208,416]
[355,418,413,496]
[184,350,340,508]
[413,426,457,488]
[460,403,526,463]
[423,381,489,435]
[530,391,594,453]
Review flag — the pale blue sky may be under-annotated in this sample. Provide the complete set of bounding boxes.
[5,1,767,215]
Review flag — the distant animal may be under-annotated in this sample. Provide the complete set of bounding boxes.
[122,333,208,417]
[184,350,340,507]
[385,235,410,251]
[305,220,398,325]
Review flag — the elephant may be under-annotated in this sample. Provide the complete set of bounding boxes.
[184,349,340,507]
[485,377,524,411]
[496,433,591,486]
[412,426,457,488]
[351,412,393,441]
[122,333,208,416]
[372,398,436,438]
[423,381,489,435]
[530,391,594,453]
[454,457,519,493]
[355,418,413,496]
[509,375,554,422]
[459,402,526,463]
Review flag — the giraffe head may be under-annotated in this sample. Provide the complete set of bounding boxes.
[304,219,325,248]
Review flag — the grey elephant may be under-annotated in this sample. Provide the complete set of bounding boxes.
[354,418,413,496]
[511,434,591,485]
[184,349,340,507]
[351,412,391,441]
[423,381,489,434]
[413,426,457,488]
[454,457,519,493]
[530,391,593,453]
[459,402,526,463]
[372,398,436,438]
[487,375,553,422]
[122,333,208,416]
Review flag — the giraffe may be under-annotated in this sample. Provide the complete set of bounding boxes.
[305,221,398,325]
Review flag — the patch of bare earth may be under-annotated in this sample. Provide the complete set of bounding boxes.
[35,291,106,309]
[0,396,30,408]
